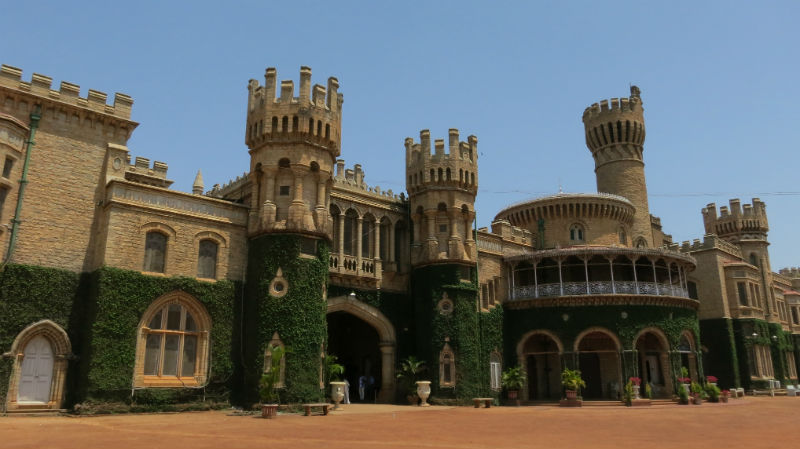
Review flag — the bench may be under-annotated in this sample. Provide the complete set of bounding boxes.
[473,398,494,408]
[302,403,330,416]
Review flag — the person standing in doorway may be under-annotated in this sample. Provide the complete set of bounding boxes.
[358,375,366,401]
[343,378,351,404]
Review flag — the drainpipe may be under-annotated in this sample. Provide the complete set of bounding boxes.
[2,105,41,270]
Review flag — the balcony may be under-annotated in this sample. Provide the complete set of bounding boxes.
[513,281,689,300]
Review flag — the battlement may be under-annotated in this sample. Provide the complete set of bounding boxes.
[332,159,405,202]
[207,171,251,199]
[582,86,645,153]
[245,66,342,155]
[405,129,478,194]
[678,233,742,258]
[702,198,769,238]
[0,64,133,120]
[124,154,173,188]
[780,268,800,279]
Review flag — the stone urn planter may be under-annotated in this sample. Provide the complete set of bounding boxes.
[633,385,641,400]
[416,380,431,407]
[261,404,278,419]
[565,389,578,400]
[330,381,346,410]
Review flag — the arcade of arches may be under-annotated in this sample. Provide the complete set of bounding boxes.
[517,327,699,401]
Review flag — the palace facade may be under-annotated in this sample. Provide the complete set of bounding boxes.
[1,64,797,412]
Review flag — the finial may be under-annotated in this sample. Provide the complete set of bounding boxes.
[630,85,641,99]
[193,170,204,195]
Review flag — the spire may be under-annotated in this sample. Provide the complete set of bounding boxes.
[192,170,204,195]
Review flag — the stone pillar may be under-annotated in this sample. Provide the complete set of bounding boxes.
[609,258,616,294]
[388,222,395,264]
[424,210,438,260]
[558,258,564,296]
[651,259,659,295]
[356,217,363,273]
[379,344,395,403]
[374,218,381,260]
[584,257,590,294]
[262,169,277,229]
[632,257,640,294]
[337,213,345,268]
[287,167,306,229]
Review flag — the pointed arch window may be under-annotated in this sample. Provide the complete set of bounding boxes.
[439,343,456,387]
[143,231,167,273]
[489,351,502,390]
[197,239,218,279]
[264,332,286,388]
[569,224,585,243]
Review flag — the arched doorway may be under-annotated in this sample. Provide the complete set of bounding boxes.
[677,331,699,382]
[575,329,622,400]
[327,296,396,402]
[635,329,673,398]
[517,331,562,401]
[5,320,72,412]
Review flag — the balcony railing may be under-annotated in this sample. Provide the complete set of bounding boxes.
[512,281,689,300]
[329,255,379,278]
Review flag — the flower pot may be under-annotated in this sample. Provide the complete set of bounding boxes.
[692,396,702,405]
[261,404,278,419]
[416,381,431,407]
[565,389,578,400]
[507,390,519,400]
[721,396,729,403]
[633,385,641,400]
[330,381,346,410]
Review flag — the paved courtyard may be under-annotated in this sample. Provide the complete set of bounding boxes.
[3,397,798,449]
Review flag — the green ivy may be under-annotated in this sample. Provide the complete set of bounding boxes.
[699,318,740,389]
[242,234,329,404]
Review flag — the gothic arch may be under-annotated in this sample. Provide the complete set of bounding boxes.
[573,327,622,352]
[327,295,396,402]
[4,320,72,412]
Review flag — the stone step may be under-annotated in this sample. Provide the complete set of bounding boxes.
[5,408,67,416]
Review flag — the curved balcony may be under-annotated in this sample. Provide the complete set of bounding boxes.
[506,246,696,305]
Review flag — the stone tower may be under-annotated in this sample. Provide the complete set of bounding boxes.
[406,129,488,401]
[245,66,342,238]
[243,67,342,403]
[702,198,778,321]
[582,86,652,247]
[405,129,478,265]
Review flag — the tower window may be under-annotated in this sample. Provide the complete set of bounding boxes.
[197,239,218,279]
[3,157,13,178]
[569,224,585,243]
[279,186,290,196]
[143,231,167,273]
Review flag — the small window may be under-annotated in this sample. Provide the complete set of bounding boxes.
[618,228,627,245]
[143,232,167,273]
[489,352,502,391]
[0,187,8,215]
[635,237,648,248]
[440,344,456,387]
[687,281,698,300]
[737,282,748,306]
[197,240,218,279]
[569,224,585,243]
[439,224,447,233]
[300,237,317,256]
[2,157,13,178]
[279,185,290,196]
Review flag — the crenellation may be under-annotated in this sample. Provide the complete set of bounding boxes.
[0,64,134,120]
[701,197,769,239]
[332,159,404,201]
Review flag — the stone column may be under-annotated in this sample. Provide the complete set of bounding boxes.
[288,167,306,229]
[632,257,639,294]
[262,169,277,229]
[356,217,363,273]
[558,258,564,296]
[337,214,345,269]
[424,210,438,260]
[651,259,659,295]
[374,218,381,260]
[379,344,395,403]
[388,221,395,264]
[533,260,539,298]
[609,257,616,294]
[584,257,590,295]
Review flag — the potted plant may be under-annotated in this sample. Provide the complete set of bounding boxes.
[501,366,526,405]
[397,356,426,405]
[325,354,346,409]
[623,379,634,406]
[645,382,653,400]
[720,389,730,403]
[704,382,721,403]
[678,366,691,395]
[690,381,704,405]
[629,377,642,399]
[561,368,586,400]
[259,344,287,419]
[676,379,689,405]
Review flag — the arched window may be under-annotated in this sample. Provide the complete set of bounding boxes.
[439,343,456,387]
[143,231,167,273]
[749,253,759,267]
[569,224,585,243]
[197,240,218,279]
[265,332,286,388]
[135,294,210,387]
[635,237,648,248]
[618,228,627,245]
[489,351,502,391]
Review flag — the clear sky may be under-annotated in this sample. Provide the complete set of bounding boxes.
[2,1,798,269]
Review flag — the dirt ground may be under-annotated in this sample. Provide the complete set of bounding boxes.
[3,397,799,449]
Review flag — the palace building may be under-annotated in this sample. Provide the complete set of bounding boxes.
[0,64,797,412]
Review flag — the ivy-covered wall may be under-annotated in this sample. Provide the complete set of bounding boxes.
[699,318,740,389]
[732,318,795,390]
[503,303,700,387]
[79,267,238,405]
[411,264,500,402]
[242,234,329,404]
[0,264,238,411]
[0,264,83,411]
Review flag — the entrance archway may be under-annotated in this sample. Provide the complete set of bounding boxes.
[327,296,396,402]
[575,328,622,400]
[634,328,673,398]
[517,331,562,401]
[5,320,72,412]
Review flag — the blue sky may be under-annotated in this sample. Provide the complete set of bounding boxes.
[2,1,798,269]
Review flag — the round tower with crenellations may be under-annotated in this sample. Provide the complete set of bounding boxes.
[582,86,652,248]
[405,129,478,266]
[245,66,342,239]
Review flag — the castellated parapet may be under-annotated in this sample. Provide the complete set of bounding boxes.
[583,86,652,248]
[702,198,769,240]
[245,66,343,156]
[405,129,478,266]
[245,67,343,239]
[0,64,134,120]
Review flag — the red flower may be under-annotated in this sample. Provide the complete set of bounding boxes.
[706,375,718,383]
[678,377,691,383]
[629,377,641,386]
[721,390,730,395]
